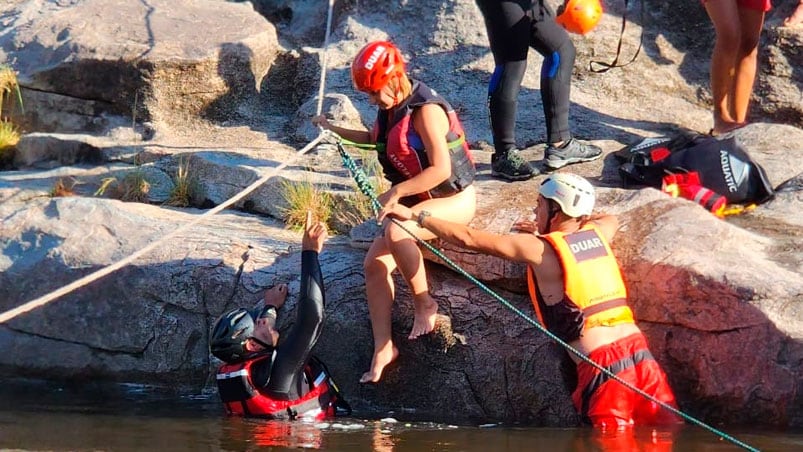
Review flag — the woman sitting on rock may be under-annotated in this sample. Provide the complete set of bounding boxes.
[312,40,477,383]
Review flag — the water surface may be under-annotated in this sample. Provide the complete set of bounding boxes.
[0,379,798,451]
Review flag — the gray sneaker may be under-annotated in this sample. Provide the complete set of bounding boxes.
[491,150,535,181]
[545,138,602,169]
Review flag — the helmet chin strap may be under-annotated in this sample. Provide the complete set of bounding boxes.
[543,201,560,233]
[249,336,274,350]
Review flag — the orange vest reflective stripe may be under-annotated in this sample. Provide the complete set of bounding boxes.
[527,225,634,337]
[216,356,339,420]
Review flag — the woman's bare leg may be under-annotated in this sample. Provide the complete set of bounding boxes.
[389,186,477,339]
[361,238,400,383]
[384,219,439,339]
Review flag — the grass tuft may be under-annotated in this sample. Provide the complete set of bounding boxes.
[332,148,390,229]
[0,120,19,165]
[166,157,195,207]
[94,177,117,197]
[0,65,23,119]
[49,177,77,197]
[280,178,333,231]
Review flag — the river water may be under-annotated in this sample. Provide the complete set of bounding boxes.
[0,379,799,451]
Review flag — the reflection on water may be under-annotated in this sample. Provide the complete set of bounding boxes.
[0,378,799,451]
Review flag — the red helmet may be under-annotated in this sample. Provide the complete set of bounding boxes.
[351,41,405,93]
[556,0,603,35]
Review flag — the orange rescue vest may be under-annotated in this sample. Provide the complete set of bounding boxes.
[527,225,634,342]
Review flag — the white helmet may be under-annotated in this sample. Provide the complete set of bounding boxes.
[539,173,595,218]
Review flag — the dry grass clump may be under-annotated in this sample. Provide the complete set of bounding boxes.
[166,157,195,207]
[280,178,333,231]
[333,148,389,228]
[0,65,23,166]
[49,177,78,197]
[0,65,23,119]
[0,121,19,165]
[93,170,150,202]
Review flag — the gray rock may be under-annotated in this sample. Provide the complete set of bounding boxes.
[0,0,801,429]
[1,0,280,133]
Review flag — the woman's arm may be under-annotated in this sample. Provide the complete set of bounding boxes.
[311,115,372,144]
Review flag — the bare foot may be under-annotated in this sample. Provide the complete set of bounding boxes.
[783,5,803,28]
[408,299,439,339]
[360,344,399,383]
[263,284,288,309]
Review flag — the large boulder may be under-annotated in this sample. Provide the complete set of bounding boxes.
[0,0,279,132]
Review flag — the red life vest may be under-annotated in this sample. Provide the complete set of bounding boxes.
[371,80,475,200]
[216,355,345,420]
[527,225,634,342]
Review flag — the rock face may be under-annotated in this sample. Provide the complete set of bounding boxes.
[0,0,279,132]
[0,0,801,429]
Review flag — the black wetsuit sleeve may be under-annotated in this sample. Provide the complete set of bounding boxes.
[263,250,325,399]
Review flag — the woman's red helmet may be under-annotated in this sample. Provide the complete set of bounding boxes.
[351,41,405,93]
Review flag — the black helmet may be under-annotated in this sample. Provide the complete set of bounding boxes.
[209,308,259,363]
[210,306,278,363]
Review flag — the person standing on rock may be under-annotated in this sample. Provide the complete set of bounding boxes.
[475,0,603,181]
[209,212,351,419]
[703,0,771,136]
[379,173,682,428]
[312,40,477,383]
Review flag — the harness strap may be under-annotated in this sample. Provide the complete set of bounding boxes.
[339,134,465,150]
[589,0,644,73]
[580,348,655,420]
[582,298,628,317]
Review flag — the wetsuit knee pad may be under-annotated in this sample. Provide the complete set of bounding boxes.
[488,61,527,154]
[489,60,527,100]
[541,39,575,81]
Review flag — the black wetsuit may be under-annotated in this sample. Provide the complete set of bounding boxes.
[251,250,326,400]
[475,0,575,155]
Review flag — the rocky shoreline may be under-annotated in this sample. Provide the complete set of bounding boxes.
[1,0,801,427]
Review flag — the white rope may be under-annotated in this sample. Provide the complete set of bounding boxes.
[315,0,336,116]
[0,134,326,325]
[1,0,339,325]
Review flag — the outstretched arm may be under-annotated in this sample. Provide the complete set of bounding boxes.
[379,203,546,266]
[312,115,372,144]
[265,212,328,398]
[583,214,619,243]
